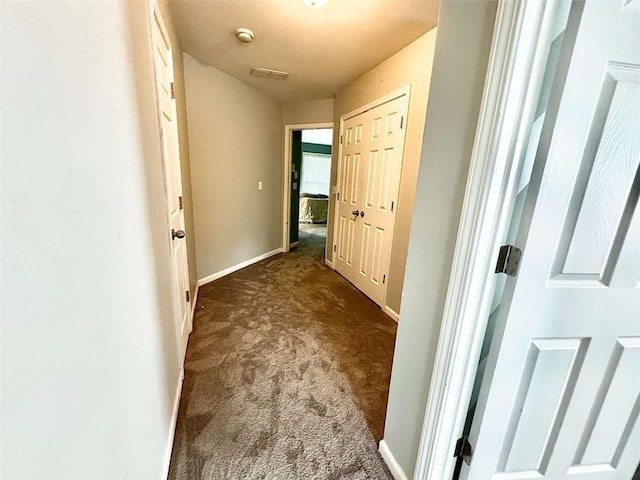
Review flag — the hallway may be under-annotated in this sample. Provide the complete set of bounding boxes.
[168,227,397,479]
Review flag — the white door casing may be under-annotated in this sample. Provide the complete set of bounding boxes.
[467,1,640,479]
[333,90,409,307]
[282,122,334,254]
[151,6,191,350]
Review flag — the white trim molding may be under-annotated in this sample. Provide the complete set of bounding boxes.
[382,305,400,323]
[189,285,198,330]
[324,258,334,269]
[414,1,567,479]
[190,285,198,320]
[282,122,334,254]
[379,440,409,480]
[163,369,184,480]
[341,85,411,122]
[197,248,282,287]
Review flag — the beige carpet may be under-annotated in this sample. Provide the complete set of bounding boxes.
[168,224,396,479]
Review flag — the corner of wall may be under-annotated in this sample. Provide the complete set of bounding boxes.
[383,1,499,477]
[327,30,439,314]
[183,55,286,282]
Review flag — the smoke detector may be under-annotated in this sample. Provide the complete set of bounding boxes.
[303,0,327,7]
[250,67,290,80]
[235,28,254,43]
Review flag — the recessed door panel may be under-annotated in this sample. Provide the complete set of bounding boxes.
[338,215,347,261]
[366,150,379,209]
[350,153,360,206]
[572,338,640,472]
[370,227,385,286]
[354,123,363,145]
[360,223,372,277]
[340,154,351,204]
[371,116,382,141]
[553,63,640,286]
[346,217,355,267]
[499,339,588,477]
[379,148,394,211]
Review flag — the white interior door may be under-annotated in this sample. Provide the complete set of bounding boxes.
[466,1,640,479]
[333,92,408,306]
[151,8,191,347]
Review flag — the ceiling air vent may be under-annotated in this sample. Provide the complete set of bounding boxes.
[250,67,290,80]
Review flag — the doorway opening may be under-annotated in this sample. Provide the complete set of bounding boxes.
[282,123,333,257]
[295,128,333,252]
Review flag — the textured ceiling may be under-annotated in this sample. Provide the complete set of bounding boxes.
[168,0,439,102]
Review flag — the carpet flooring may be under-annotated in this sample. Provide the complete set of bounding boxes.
[168,224,397,479]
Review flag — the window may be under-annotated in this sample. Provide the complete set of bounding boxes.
[300,152,331,195]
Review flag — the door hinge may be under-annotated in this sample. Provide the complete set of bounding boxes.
[340,134,343,144]
[178,196,183,210]
[391,201,394,212]
[333,245,337,252]
[170,82,176,99]
[185,290,190,303]
[337,192,340,201]
[400,116,404,129]
[495,244,522,277]
[452,436,472,480]
[383,274,386,284]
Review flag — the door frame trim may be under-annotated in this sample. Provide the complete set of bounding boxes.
[414,1,569,478]
[341,85,411,122]
[282,122,334,254]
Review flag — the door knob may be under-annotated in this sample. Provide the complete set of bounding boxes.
[172,229,186,240]
[352,209,360,216]
[360,211,365,218]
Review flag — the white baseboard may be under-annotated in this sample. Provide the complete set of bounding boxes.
[383,305,400,322]
[324,258,334,269]
[162,369,184,480]
[379,440,409,480]
[289,241,299,249]
[197,248,282,287]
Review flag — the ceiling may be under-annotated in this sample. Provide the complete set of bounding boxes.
[168,0,439,103]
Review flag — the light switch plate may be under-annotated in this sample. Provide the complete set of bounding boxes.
[258,181,263,191]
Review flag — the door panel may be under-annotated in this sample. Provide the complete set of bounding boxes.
[152,9,191,349]
[337,213,356,272]
[334,93,408,306]
[553,63,640,286]
[570,338,640,474]
[467,1,640,479]
[496,338,588,477]
[350,153,361,206]
[359,222,371,277]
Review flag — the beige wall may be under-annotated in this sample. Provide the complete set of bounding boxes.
[383,1,499,477]
[184,53,284,281]
[327,30,438,314]
[283,98,335,125]
[158,0,198,298]
[2,1,185,477]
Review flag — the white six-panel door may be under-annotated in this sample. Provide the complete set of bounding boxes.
[466,1,640,479]
[333,92,409,306]
[151,7,191,350]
